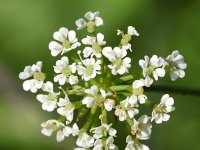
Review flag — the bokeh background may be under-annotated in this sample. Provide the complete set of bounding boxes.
[0,0,200,149]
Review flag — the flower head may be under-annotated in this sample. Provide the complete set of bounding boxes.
[19,61,45,93]
[49,27,81,56]
[166,50,187,81]
[103,47,131,75]
[151,94,175,124]
[76,11,103,33]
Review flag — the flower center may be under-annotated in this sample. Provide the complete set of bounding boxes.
[92,42,102,53]
[47,93,57,101]
[87,21,95,33]
[147,66,154,75]
[62,40,71,49]
[86,65,94,75]
[113,58,122,69]
[61,66,72,76]
[132,87,144,95]
[33,72,45,81]
[154,104,165,113]
[121,34,131,45]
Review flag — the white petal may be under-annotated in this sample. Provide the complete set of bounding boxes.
[75,18,86,30]
[56,130,65,142]
[85,11,94,20]
[95,17,103,26]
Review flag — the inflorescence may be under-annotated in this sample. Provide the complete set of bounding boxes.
[19,11,187,150]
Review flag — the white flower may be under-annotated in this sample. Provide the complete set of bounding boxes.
[77,58,101,81]
[100,89,115,111]
[115,96,139,121]
[125,135,149,150]
[166,50,187,81]
[102,47,131,75]
[119,26,139,50]
[36,81,59,112]
[76,11,103,32]
[57,95,75,123]
[131,115,152,140]
[91,124,117,150]
[151,94,175,124]
[139,55,166,80]
[49,27,81,56]
[41,120,79,142]
[54,56,78,85]
[76,132,95,148]
[90,124,117,139]
[132,79,148,104]
[41,119,65,142]
[82,85,99,108]
[19,61,45,93]
[82,33,106,58]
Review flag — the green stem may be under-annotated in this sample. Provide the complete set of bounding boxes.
[116,75,134,84]
[82,104,98,131]
[101,107,107,124]
[73,101,83,109]
[110,85,132,92]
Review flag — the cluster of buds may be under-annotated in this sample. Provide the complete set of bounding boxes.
[19,11,187,150]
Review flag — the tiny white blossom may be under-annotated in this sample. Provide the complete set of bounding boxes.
[131,115,152,140]
[132,79,148,104]
[41,119,66,142]
[102,47,131,75]
[77,58,101,81]
[36,81,59,112]
[125,135,149,150]
[127,26,139,36]
[54,56,78,85]
[82,33,106,58]
[151,94,175,124]
[76,132,95,148]
[57,95,75,123]
[115,96,139,121]
[100,89,115,111]
[49,27,81,56]
[166,50,187,81]
[76,11,103,32]
[19,61,45,93]
[82,85,99,108]
[139,55,166,81]
[90,124,117,139]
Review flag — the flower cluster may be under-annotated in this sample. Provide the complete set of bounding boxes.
[19,11,187,150]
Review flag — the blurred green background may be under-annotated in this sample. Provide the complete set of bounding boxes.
[0,0,200,149]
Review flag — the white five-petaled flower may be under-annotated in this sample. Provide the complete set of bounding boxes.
[102,47,131,75]
[36,81,59,112]
[57,95,75,123]
[82,33,106,58]
[82,85,99,108]
[93,136,116,150]
[41,119,79,142]
[125,135,149,150]
[19,61,45,93]
[49,27,81,56]
[115,95,139,121]
[131,115,152,140]
[76,11,103,32]
[54,56,78,85]
[100,89,115,111]
[77,58,101,81]
[151,94,175,124]
[139,55,166,81]
[166,50,187,81]
[76,132,95,148]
